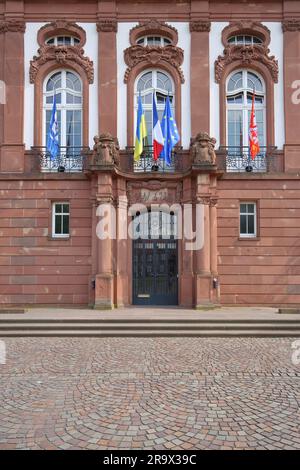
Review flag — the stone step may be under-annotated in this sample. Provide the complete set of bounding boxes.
[0,329,300,337]
[1,318,300,324]
[0,322,300,331]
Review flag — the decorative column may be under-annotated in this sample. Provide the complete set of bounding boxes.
[0,19,25,172]
[282,19,300,172]
[96,18,118,136]
[179,178,194,307]
[189,20,211,136]
[95,186,115,310]
[115,183,129,307]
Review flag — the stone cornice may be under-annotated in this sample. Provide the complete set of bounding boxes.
[189,21,211,33]
[282,20,300,32]
[0,19,26,33]
[97,19,118,33]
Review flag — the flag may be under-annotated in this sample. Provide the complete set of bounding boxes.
[152,94,164,160]
[134,95,147,161]
[161,96,180,165]
[46,94,59,159]
[249,91,260,160]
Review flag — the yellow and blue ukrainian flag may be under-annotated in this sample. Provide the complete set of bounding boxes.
[134,94,147,161]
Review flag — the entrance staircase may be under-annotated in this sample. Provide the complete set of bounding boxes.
[0,316,300,337]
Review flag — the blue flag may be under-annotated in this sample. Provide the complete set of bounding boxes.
[46,94,59,159]
[161,96,180,165]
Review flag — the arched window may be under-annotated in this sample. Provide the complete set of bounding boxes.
[46,36,80,46]
[134,69,174,144]
[43,70,82,150]
[136,36,171,46]
[226,69,266,148]
[228,35,263,46]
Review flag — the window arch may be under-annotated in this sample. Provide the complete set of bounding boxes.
[134,69,175,144]
[43,70,82,150]
[226,69,266,148]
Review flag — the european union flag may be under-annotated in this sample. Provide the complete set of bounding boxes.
[46,94,59,159]
[161,96,180,165]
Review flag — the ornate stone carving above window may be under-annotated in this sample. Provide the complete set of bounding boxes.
[282,20,300,32]
[129,20,178,46]
[0,19,26,33]
[215,22,278,84]
[29,21,94,84]
[124,45,184,84]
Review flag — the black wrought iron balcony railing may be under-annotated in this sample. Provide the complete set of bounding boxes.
[218,146,277,173]
[32,146,89,173]
[125,145,184,173]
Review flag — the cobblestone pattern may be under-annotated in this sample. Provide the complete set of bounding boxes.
[0,337,299,450]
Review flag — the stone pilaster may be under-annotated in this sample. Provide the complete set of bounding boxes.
[282,19,300,171]
[189,19,211,136]
[0,19,25,172]
[97,15,118,136]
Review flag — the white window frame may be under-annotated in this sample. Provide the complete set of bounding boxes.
[46,36,80,46]
[43,69,83,148]
[226,69,266,148]
[239,201,257,238]
[134,69,175,144]
[52,202,70,238]
[228,35,263,46]
[137,36,171,47]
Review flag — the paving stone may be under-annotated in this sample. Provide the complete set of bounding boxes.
[0,337,299,449]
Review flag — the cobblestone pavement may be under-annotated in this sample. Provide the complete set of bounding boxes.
[0,337,300,450]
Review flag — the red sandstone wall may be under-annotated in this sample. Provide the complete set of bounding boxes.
[217,177,300,306]
[0,178,92,306]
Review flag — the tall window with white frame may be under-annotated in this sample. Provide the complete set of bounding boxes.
[239,202,257,238]
[226,70,266,171]
[43,70,82,154]
[135,69,174,144]
[52,202,70,238]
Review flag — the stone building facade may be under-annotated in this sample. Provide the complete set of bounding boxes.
[0,0,300,308]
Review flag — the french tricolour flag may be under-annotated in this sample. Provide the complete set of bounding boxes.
[153,94,164,160]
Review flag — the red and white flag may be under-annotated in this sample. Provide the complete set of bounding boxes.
[152,94,164,160]
[249,91,260,160]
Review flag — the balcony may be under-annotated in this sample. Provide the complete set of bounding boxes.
[31,146,89,173]
[217,146,282,173]
[121,146,187,173]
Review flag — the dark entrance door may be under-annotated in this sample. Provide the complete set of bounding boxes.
[132,212,178,305]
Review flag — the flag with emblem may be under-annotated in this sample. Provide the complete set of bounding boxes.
[249,91,260,160]
[46,93,60,159]
[161,96,180,166]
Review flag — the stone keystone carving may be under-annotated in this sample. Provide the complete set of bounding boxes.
[190,132,217,165]
[92,133,120,167]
